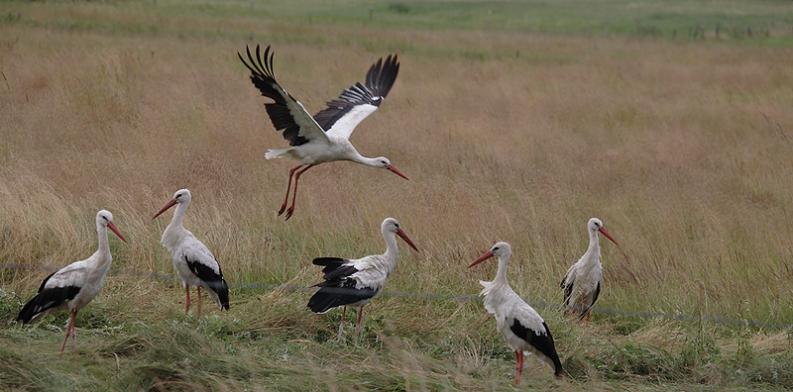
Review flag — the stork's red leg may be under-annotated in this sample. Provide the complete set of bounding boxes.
[60,309,76,353]
[514,351,524,385]
[284,164,315,221]
[354,306,364,337]
[185,285,191,315]
[197,286,203,317]
[278,165,304,216]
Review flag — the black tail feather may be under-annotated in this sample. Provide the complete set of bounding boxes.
[16,293,43,323]
[209,279,230,310]
[16,285,80,323]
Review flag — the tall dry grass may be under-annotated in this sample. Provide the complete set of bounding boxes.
[3,11,793,322]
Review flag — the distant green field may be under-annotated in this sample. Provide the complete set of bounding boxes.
[3,0,793,43]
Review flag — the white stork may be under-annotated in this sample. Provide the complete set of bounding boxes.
[153,189,230,315]
[307,217,418,338]
[17,210,126,353]
[238,45,408,220]
[470,242,563,383]
[560,217,620,321]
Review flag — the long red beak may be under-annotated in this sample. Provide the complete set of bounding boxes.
[396,228,419,252]
[469,250,494,268]
[152,199,178,220]
[386,164,409,180]
[107,222,127,243]
[598,227,619,247]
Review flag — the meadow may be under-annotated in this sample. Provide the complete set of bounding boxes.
[1,0,793,390]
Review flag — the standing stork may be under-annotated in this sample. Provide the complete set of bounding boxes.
[307,217,418,338]
[470,242,563,383]
[560,217,620,321]
[16,210,126,353]
[238,45,408,220]
[153,189,230,315]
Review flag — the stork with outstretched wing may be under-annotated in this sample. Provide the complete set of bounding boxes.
[238,45,408,220]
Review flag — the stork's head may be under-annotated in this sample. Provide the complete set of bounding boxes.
[373,157,409,180]
[153,188,191,219]
[381,217,419,252]
[588,217,618,246]
[96,209,126,242]
[469,241,511,268]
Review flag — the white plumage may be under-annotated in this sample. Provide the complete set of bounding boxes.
[153,189,230,315]
[470,242,563,384]
[17,210,126,353]
[560,217,620,320]
[239,45,408,220]
[307,217,419,338]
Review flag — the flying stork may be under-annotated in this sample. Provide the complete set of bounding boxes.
[153,189,230,315]
[307,217,418,338]
[470,242,564,383]
[560,217,620,321]
[16,210,126,353]
[238,45,408,220]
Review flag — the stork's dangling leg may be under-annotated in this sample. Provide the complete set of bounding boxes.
[278,165,304,216]
[337,306,347,339]
[284,164,315,220]
[184,285,191,315]
[354,306,365,337]
[197,286,203,317]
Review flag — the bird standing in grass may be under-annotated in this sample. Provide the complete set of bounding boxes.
[17,210,126,353]
[153,189,230,315]
[470,242,563,383]
[307,217,418,338]
[560,217,620,321]
[238,44,408,220]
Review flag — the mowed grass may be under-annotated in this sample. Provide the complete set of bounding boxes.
[1,0,793,390]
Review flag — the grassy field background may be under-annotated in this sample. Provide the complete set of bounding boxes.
[2,0,793,390]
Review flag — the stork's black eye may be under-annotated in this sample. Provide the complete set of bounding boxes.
[493,247,499,251]
[102,216,109,222]
[175,194,181,199]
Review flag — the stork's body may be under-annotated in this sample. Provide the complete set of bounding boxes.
[470,242,563,383]
[239,45,408,220]
[154,189,230,315]
[307,218,418,337]
[560,218,619,320]
[17,210,126,352]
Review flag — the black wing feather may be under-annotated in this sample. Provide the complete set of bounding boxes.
[307,259,376,313]
[185,256,230,310]
[561,274,574,308]
[238,44,309,146]
[313,54,400,131]
[510,320,564,377]
[17,283,81,324]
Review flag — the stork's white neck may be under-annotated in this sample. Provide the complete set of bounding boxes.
[382,229,400,269]
[583,229,601,262]
[96,224,110,257]
[162,200,190,250]
[350,151,381,168]
[167,201,189,231]
[494,253,510,286]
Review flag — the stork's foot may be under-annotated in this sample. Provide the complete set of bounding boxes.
[277,204,287,216]
[284,207,295,221]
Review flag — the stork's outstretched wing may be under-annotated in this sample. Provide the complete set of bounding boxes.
[238,45,329,147]
[314,54,400,140]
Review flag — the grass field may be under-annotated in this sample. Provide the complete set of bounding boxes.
[2,0,793,390]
